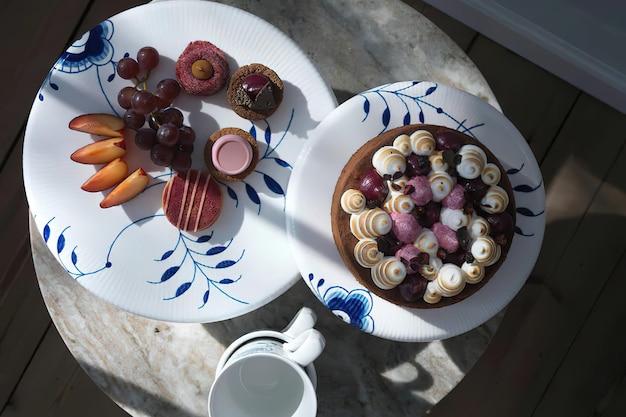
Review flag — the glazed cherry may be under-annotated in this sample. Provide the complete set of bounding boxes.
[461,177,489,202]
[399,274,428,302]
[487,211,515,239]
[405,154,430,177]
[436,130,463,151]
[358,168,389,205]
[242,73,270,99]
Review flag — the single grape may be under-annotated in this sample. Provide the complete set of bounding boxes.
[134,128,157,150]
[137,46,159,71]
[156,78,181,101]
[170,150,192,173]
[179,143,194,154]
[131,90,156,115]
[117,86,137,109]
[154,95,171,110]
[160,108,184,127]
[242,73,270,99]
[358,169,388,206]
[157,123,180,147]
[178,126,196,147]
[150,144,174,166]
[117,57,140,79]
[436,131,463,151]
[123,109,146,130]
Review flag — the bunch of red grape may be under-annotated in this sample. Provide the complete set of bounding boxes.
[116,46,195,172]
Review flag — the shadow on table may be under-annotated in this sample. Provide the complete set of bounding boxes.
[201,279,499,416]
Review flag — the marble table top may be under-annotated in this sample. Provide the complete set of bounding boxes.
[30,0,503,416]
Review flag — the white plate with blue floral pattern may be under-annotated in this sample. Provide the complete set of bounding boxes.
[286,81,545,342]
[23,0,336,322]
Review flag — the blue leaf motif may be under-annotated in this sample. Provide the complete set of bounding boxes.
[264,174,284,195]
[43,224,51,243]
[507,163,525,175]
[57,234,66,254]
[275,158,290,168]
[227,186,237,202]
[175,282,192,297]
[403,111,411,125]
[39,93,44,101]
[515,226,535,237]
[513,182,542,193]
[264,125,271,146]
[219,278,235,284]
[51,83,59,91]
[107,73,115,82]
[196,234,213,243]
[161,266,180,282]
[517,207,545,217]
[71,249,78,266]
[249,125,257,139]
[382,107,391,128]
[206,246,226,255]
[363,97,370,115]
[216,260,236,269]
[159,250,174,261]
[419,110,425,123]
[317,278,325,288]
[425,85,437,96]
[246,184,260,205]
[203,290,210,304]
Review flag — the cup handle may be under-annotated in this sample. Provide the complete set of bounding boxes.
[282,307,317,339]
[283,328,326,367]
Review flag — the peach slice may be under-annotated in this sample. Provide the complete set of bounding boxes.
[81,158,128,192]
[69,113,125,137]
[70,137,126,164]
[100,168,150,208]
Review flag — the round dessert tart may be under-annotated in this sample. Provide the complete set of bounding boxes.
[162,169,223,232]
[175,40,230,96]
[204,127,259,182]
[331,124,516,309]
[227,63,284,121]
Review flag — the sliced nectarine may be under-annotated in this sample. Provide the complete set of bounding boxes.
[81,158,128,192]
[100,168,150,208]
[69,113,125,137]
[70,137,126,164]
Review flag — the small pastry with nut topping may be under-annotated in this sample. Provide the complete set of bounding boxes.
[175,40,230,96]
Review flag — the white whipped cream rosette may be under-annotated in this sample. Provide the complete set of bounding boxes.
[409,129,436,156]
[350,207,392,239]
[468,214,491,239]
[480,185,509,214]
[392,134,412,156]
[424,281,442,304]
[456,144,487,179]
[481,162,501,186]
[419,256,443,281]
[428,170,456,202]
[470,236,502,266]
[435,263,467,297]
[340,189,366,214]
[372,146,406,178]
[429,151,449,172]
[415,228,439,256]
[461,261,486,284]
[440,207,470,231]
[354,238,384,268]
[371,256,407,290]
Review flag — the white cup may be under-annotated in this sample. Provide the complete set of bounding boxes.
[208,307,325,417]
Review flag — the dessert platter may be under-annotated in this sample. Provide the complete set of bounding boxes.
[22,0,337,322]
[286,81,545,342]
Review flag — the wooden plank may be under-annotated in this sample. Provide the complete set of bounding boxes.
[0,326,128,417]
[428,116,626,417]
[467,35,579,162]
[0,0,91,161]
[533,253,626,417]
[0,253,51,410]
[532,93,626,283]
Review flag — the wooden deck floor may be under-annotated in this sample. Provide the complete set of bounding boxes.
[2,1,625,416]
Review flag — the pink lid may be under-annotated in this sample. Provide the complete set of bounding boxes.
[211,134,254,176]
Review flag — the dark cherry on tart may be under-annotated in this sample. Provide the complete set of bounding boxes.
[331,124,516,308]
[227,63,283,121]
[175,40,230,96]
[203,127,259,182]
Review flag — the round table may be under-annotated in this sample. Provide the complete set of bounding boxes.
[30,1,503,415]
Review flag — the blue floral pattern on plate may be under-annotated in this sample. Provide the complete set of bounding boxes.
[286,81,546,342]
[23,1,338,322]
